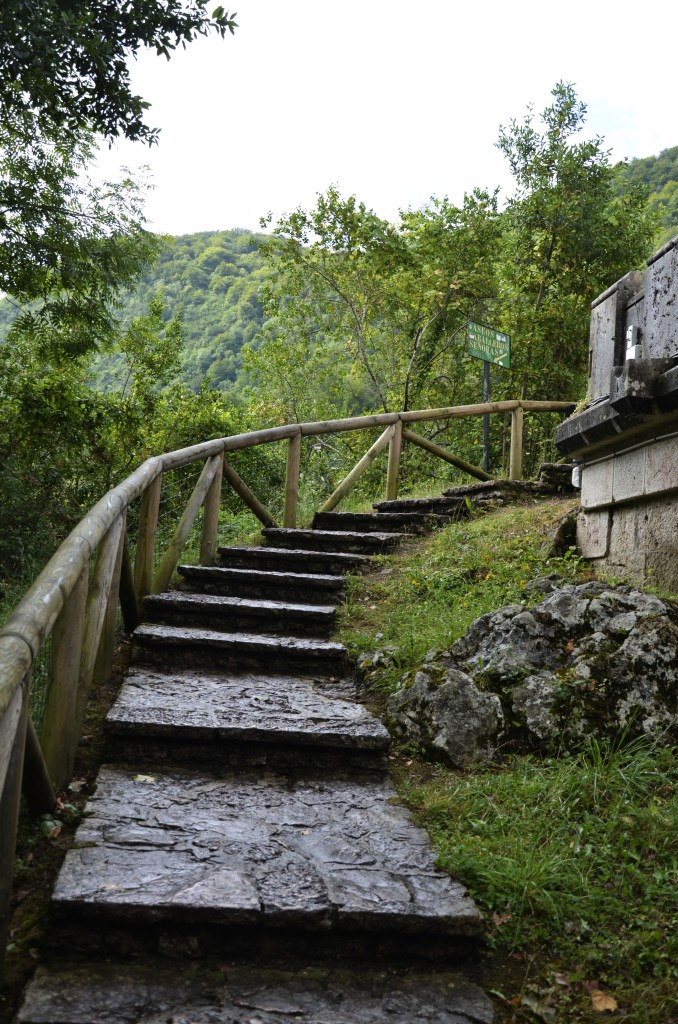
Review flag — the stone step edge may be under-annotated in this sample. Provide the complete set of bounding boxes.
[133,623,346,655]
[216,545,370,564]
[178,565,346,586]
[144,592,337,617]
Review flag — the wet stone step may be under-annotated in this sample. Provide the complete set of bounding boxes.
[105,668,390,759]
[262,528,405,555]
[143,592,336,638]
[131,624,347,676]
[312,511,447,534]
[178,564,346,605]
[50,766,483,958]
[217,545,369,575]
[373,496,470,516]
[17,962,494,1024]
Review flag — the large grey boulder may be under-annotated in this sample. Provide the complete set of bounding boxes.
[387,582,678,765]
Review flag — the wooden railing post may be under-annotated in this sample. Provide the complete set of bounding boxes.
[22,718,56,814]
[153,455,223,594]
[0,675,29,970]
[385,419,403,501]
[221,459,277,529]
[135,472,162,602]
[93,511,127,688]
[318,424,395,514]
[119,532,140,633]
[77,513,126,727]
[284,433,302,528]
[509,405,524,480]
[40,564,88,789]
[200,454,224,565]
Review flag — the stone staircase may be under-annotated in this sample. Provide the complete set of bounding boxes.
[15,501,494,1023]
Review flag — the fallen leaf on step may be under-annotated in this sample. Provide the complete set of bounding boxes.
[133,774,157,783]
[590,990,618,1012]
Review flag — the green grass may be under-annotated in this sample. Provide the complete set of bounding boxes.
[400,739,677,1022]
[341,498,677,1022]
[338,497,586,689]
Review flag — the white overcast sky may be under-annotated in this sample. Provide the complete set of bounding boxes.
[95,0,678,236]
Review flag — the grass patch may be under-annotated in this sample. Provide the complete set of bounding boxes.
[399,738,677,1022]
[341,496,677,1021]
[338,497,585,690]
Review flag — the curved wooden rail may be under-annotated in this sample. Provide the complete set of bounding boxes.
[0,398,573,959]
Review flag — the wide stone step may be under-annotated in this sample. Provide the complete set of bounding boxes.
[132,623,347,675]
[373,495,470,516]
[17,962,494,1023]
[312,510,446,534]
[263,527,404,555]
[178,564,346,605]
[217,545,369,575]
[48,766,483,960]
[143,592,336,638]
[105,668,390,769]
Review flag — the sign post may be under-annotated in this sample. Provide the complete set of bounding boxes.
[467,321,511,473]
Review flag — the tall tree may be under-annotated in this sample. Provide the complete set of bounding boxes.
[0,2,237,144]
[251,186,501,419]
[496,82,657,399]
[0,111,160,357]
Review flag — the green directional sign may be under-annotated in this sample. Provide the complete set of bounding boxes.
[467,321,511,368]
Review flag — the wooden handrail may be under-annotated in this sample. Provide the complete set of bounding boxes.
[0,396,574,950]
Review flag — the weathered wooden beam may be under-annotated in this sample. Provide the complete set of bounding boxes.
[77,514,126,728]
[318,425,395,514]
[402,428,494,482]
[152,455,222,594]
[119,532,140,632]
[40,565,88,789]
[134,473,162,602]
[385,419,403,501]
[0,677,29,973]
[221,458,277,529]
[200,455,224,566]
[509,405,525,481]
[93,511,127,689]
[22,718,56,815]
[400,400,521,423]
[301,413,400,436]
[221,425,300,453]
[284,432,302,528]
[519,400,576,413]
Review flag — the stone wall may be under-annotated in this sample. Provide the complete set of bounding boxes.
[556,236,678,593]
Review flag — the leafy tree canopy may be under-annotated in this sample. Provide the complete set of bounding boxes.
[621,146,678,246]
[0,111,160,357]
[0,2,237,143]
[496,82,657,397]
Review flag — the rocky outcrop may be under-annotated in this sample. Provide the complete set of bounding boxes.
[387,582,678,766]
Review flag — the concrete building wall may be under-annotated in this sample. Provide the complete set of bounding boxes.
[577,431,678,591]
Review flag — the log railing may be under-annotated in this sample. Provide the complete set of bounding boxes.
[0,398,573,957]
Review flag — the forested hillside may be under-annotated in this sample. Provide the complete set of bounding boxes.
[1,145,676,400]
[621,145,678,245]
[0,228,269,390]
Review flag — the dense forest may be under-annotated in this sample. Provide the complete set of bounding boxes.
[623,145,678,245]
[0,82,675,609]
[1,144,676,401]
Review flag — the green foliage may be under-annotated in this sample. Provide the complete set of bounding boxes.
[621,146,678,247]
[250,186,501,419]
[90,230,270,390]
[0,112,160,358]
[0,2,237,144]
[338,498,587,688]
[496,82,658,401]
[403,739,677,1022]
